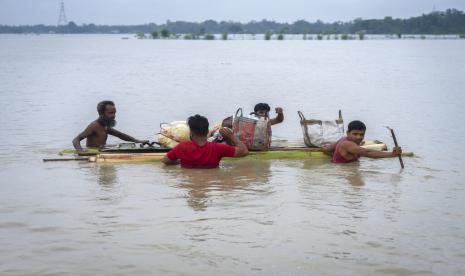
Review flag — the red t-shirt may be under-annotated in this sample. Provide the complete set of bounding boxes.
[166,140,236,168]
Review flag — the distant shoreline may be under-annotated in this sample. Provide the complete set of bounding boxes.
[1,9,464,35]
[1,33,463,41]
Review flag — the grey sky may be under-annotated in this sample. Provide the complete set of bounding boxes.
[1,0,464,25]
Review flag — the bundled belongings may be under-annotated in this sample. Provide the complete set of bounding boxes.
[157,121,190,148]
[298,110,344,148]
[233,108,271,151]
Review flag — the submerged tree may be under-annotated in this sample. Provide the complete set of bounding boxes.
[160,29,170,38]
[264,31,272,40]
[204,34,215,40]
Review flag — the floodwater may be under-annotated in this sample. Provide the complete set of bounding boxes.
[1,34,465,275]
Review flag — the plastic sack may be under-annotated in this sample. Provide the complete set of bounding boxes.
[298,110,344,148]
[157,121,190,148]
[233,108,271,151]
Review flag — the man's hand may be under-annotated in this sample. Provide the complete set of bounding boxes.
[219,127,234,142]
[275,107,283,114]
[392,146,402,157]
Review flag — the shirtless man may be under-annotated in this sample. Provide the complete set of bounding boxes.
[324,120,402,163]
[72,100,148,152]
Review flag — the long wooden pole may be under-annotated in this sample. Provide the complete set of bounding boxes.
[43,157,89,162]
[387,127,404,169]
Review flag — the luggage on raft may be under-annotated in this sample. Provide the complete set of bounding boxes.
[298,110,344,148]
[157,121,190,148]
[233,108,271,151]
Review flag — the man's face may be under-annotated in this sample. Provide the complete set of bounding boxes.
[347,129,365,145]
[102,105,116,121]
[255,109,269,118]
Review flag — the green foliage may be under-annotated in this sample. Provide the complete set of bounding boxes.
[303,33,307,40]
[160,29,170,38]
[204,34,215,40]
[396,33,402,39]
[150,31,159,39]
[136,32,146,39]
[222,32,228,40]
[2,9,465,35]
[341,34,348,40]
[420,35,426,39]
[264,32,272,40]
[460,34,465,38]
[316,33,323,40]
[357,31,365,40]
[277,33,284,40]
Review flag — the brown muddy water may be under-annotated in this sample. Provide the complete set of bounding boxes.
[0,35,465,275]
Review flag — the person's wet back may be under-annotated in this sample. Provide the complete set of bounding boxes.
[162,114,248,168]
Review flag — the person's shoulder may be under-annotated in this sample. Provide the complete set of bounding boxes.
[212,142,234,150]
[88,120,101,128]
[340,139,358,148]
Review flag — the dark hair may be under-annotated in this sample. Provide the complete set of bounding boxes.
[348,120,366,132]
[254,103,271,113]
[97,100,115,115]
[187,114,209,136]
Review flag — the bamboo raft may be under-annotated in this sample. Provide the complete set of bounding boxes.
[45,140,414,163]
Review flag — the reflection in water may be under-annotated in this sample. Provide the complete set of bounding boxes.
[164,160,272,211]
[301,159,364,186]
[94,164,118,187]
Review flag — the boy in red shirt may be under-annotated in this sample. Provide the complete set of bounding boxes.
[162,114,249,168]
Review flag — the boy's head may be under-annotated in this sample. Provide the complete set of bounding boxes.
[187,114,209,137]
[253,103,271,118]
[346,120,366,145]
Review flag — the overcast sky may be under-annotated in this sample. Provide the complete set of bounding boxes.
[1,0,464,25]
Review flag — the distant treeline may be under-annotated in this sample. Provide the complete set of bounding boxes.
[1,9,465,34]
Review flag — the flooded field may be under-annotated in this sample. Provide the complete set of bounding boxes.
[0,34,464,275]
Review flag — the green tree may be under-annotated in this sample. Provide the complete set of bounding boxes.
[277,33,284,40]
[204,34,215,40]
[160,29,170,38]
[222,32,228,40]
[151,31,159,39]
[264,31,272,40]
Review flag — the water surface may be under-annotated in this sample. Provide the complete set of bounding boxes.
[0,34,464,275]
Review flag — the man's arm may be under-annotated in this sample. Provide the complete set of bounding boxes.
[72,124,95,152]
[322,142,336,156]
[107,128,148,143]
[270,107,284,125]
[162,146,180,165]
[219,128,248,157]
[162,155,179,165]
[345,142,402,159]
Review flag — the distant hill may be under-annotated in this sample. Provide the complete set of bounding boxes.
[1,9,464,34]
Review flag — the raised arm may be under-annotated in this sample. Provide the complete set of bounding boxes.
[269,107,284,125]
[107,128,147,143]
[219,128,248,157]
[72,123,95,152]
